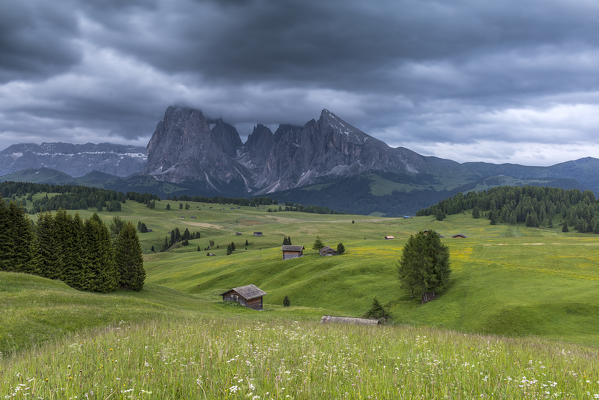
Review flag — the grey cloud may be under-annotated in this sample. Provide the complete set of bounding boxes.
[2,0,599,164]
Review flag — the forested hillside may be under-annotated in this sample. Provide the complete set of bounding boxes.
[0,181,158,213]
[418,186,599,233]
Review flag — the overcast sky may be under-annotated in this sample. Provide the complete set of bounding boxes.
[2,0,599,165]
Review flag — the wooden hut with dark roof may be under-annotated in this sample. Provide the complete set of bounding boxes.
[319,246,337,256]
[282,245,304,260]
[221,284,266,310]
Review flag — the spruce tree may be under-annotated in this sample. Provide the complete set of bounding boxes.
[32,213,62,279]
[398,230,451,303]
[110,216,125,237]
[0,198,12,271]
[83,214,117,292]
[7,202,33,272]
[61,213,86,290]
[51,210,71,280]
[114,222,145,291]
[283,296,290,307]
[336,242,345,255]
[363,298,391,322]
[312,236,324,251]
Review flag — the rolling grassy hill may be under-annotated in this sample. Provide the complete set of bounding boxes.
[3,198,599,397]
[6,198,599,345]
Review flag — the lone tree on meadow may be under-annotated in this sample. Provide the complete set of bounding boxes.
[363,297,390,322]
[336,242,345,255]
[398,230,451,303]
[312,236,324,251]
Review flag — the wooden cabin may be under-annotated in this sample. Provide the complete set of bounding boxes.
[221,284,266,310]
[319,246,337,256]
[321,315,380,325]
[452,234,467,238]
[282,245,304,260]
[384,235,395,240]
[253,232,263,237]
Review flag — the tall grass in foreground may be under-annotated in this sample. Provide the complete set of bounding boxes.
[2,319,599,399]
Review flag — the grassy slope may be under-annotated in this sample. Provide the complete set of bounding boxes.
[2,199,599,397]
[0,272,216,355]
[3,199,599,351]
[2,318,599,399]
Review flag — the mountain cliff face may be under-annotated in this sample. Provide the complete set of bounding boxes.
[4,105,599,216]
[0,142,146,177]
[144,106,446,194]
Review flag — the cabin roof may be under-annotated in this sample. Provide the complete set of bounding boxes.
[282,245,304,252]
[319,246,337,255]
[221,284,266,300]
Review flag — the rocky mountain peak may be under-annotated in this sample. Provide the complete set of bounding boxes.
[143,105,425,192]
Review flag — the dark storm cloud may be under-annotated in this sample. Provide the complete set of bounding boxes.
[2,0,599,164]
[0,1,81,82]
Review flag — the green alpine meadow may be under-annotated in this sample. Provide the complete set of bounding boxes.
[2,187,599,399]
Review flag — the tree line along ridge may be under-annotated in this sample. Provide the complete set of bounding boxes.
[418,186,599,233]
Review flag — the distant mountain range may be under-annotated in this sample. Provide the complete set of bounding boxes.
[2,106,599,215]
[0,142,146,178]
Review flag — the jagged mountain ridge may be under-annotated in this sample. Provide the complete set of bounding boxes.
[145,106,449,194]
[3,106,599,215]
[0,142,146,177]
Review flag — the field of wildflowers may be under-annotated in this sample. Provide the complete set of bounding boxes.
[2,318,599,399]
[3,200,599,398]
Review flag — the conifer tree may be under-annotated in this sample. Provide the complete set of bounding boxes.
[61,213,86,290]
[110,216,125,237]
[0,198,12,271]
[83,214,117,292]
[363,298,391,322]
[398,230,451,303]
[7,202,33,272]
[32,213,62,279]
[336,242,345,255]
[312,236,324,250]
[114,222,145,291]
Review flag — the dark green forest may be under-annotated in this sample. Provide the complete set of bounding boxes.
[418,186,599,233]
[0,199,145,292]
[0,181,159,213]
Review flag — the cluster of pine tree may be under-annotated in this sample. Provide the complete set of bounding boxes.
[161,228,200,251]
[170,195,277,207]
[0,182,159,213]
[0,198,145,292]
[267,204,339,214]
[418,186,599,233]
